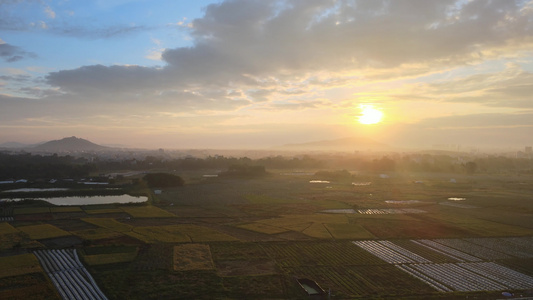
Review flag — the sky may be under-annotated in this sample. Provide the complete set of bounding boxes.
[1,0,533,150]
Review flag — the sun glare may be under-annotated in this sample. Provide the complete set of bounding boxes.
[358,106,383,125]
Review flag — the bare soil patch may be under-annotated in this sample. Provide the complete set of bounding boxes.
[173,244,214,271]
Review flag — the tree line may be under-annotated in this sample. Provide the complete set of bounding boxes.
[1,151,531,181]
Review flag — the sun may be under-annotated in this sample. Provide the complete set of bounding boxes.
[358,106,383,125]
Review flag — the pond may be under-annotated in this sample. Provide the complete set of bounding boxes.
[448,197,466,201]
[3,188,70,193]
[2,194,148,206]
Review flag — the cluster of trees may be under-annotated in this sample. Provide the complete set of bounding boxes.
[95,155,324,171]
[143,173,185,188]
[219,164,267,178]
[0,153,94,180]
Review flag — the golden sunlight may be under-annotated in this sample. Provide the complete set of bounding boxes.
[358,105,383,125]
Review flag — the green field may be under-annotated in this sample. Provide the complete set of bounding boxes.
[1,172,533,299]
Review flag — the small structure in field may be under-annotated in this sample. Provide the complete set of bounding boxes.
[296,278,326,297]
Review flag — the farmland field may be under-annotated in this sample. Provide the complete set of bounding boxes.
[173,244,214,271]
[17,224,71,240]
[0,253,43,278]
[1,171,533,299]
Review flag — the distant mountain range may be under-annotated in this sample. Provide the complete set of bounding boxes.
[280,136,390,151]
[33,136,109,152]
[0,136,109,152]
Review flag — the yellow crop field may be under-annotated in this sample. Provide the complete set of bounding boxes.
[126,224,237,243]
[127,225,191,243]
[237,223,288,235]
[173,244,214,271]
[0,223,42,250]
[177,224,238,242]
[280,222,313,232]
[259,214,350,228]
[302,222,333,239]
[84,208,124,214]
[82,218,132,232]
[73,228,125,240]
[0,253,43,279]
[324,223,375,239]
[17,224,70,240]
[0,222,19,235]
[121,205,175,218]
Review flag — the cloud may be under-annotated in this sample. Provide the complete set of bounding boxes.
[0,41,37,62]
[56,24,149,39]
[35,0,533,116]
[382,112,533,147]
[425,64,533,108]
[44,5,56,19]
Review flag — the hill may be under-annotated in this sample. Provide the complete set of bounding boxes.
[33,136,109,152]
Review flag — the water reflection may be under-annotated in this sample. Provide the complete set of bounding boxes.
[3,194,147,206]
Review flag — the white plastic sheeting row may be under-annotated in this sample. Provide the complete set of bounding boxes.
[34,249,107,300]
[357,208,426,215]
[353,239,533,293]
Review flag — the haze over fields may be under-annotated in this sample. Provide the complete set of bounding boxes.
[1,0,533,150]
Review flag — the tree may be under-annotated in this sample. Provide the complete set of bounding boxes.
[143,173,185,188]
[464,161,477,174]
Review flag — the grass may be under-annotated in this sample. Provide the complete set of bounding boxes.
[211,242,270,261]
[82,246,139,266]
[17,224,70,240]
[13,207,50,215]
[356,217,470,239]
[426,212,533,237]
[173,244,214,271]
[0,273,59,300]
[245,194,302,204]
[324,223,375,239]
[50,206,82,213]
[121,205,175,218]
[0,253,43,279]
